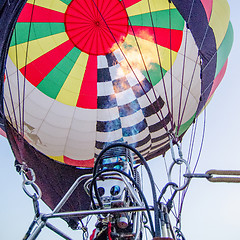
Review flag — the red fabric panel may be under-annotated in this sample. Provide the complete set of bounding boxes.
[108,222,113,240]
[20,40,74,86]
[208,59,228,101]
[76,55,97,109]
[200,0,213,21]
[17,3,65,22]
[65,0,128,55]
[129,26,183,52]
[0,128,6,137]
[90,229,96,240]
[122,0,142,8]
[64,156,94,168]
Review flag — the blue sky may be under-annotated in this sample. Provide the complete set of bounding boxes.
[0,1,240,239]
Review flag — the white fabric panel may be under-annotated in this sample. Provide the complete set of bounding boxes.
[64,137,95,160]
[5,57,35,96]
[150,122,172,139]
[120,110,144,128]
[4,58,35,121]
[97,107,120,121]
[154,26,201,127]
[109,63,126,79]
[124,128,150,145]
[23,111,46,130]
[24,88,55,121]
[71,118,96,133]
[97,55,108,68]
[177,28,199,62]
[113,48,124,62]
[41,100,74,128]
[126,68,145,87]
[115,88,136,106]
[140,148,151,158]
[137,88,160,109]
[73,107,97,121]
[64,108,97,159]
[26,105,97,159]
[66,127,96,141]
[97,81,115,96]
[145,111,165,126]
[96,129,122,142]
[6,56,17,76]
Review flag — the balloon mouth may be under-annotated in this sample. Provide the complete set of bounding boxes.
[65,0,129,55]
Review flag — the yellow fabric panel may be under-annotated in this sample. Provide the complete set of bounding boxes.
[48,155,65,163]
[126,0,175,17]
[8,32,69,69]
[209,0,230,49]
[27,0,67,13]
[123,34,177,72]
[56,52,89,106]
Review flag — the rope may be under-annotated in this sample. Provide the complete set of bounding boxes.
[91,0,170,137]
[206,170,240,183]
[168,0,174,130]
[145,0,173,130]
[21,0,37,135]
[13,29,22,132]
[122,0,171,134]
[5,68,18,130]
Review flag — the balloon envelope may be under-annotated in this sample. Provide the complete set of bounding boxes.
[4,0,233,168]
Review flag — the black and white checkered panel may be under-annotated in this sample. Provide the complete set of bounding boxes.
[96,54,124,157]
[128,75,174,159]
[95,50,173,160]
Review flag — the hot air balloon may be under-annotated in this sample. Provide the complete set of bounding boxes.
[0,0,233,239]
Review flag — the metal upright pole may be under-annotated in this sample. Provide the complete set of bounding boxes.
[25,219,46,240]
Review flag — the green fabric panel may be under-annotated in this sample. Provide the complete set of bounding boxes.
[215,21,234,78]
[10,22,65,46]
[59,0,72,5]
[129,9,184,30]
[143,63,167,86]
[176,113,196,137]
[37,47,81,99]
